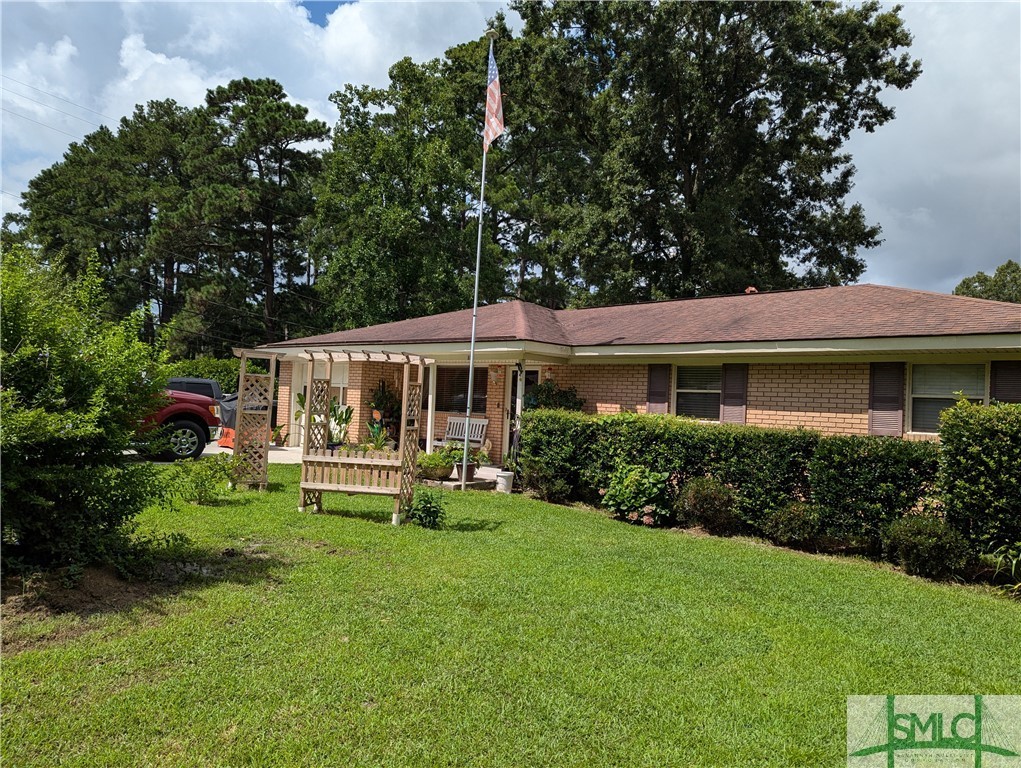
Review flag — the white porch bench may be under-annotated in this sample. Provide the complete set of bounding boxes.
[434,417,488,451]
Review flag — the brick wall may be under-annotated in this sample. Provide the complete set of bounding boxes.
[294,357,888,448]
[547,364,651,415]
[485,364,505,460]
[547,360,872,435]
[746,362,870,435]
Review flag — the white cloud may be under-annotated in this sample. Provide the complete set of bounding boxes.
[99,33,233,119]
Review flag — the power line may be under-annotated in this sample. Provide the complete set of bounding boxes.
[97,307,250,350]
[126,271,335,337]
[2,90,105,129]
[1,74,118,121]
[2,107,83,140]
[171,250,335,313]
[3,186,336,315]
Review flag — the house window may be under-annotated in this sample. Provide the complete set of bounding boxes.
[910,364,985,433]
[675,366,722,420]
[423,367,488,413]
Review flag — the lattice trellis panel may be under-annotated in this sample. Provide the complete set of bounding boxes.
[305,379,331,454]
[232,353,277,490]
[396,379,423,518]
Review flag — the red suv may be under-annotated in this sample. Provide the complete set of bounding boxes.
[152,389,221,461]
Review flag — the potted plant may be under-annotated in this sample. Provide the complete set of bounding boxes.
[445,445,489,482]
[366,380,401,440]
[293,392,307,442]
[270,424,286,446]
[328,400,353,448]
[417,451,455,481]
[365,420,392,452]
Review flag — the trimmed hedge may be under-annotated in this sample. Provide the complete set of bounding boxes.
[519,411,942,547]
[518,409,591,503]
[578,413,818,527]
[809,436,939,552]
[762,503,824,550]
[883,516,972,580]
[939,399,1021,550]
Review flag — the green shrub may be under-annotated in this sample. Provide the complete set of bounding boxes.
[409,489,446,529]
[676,477,741,535]
[0,248,169,572]
[579,414,817,527]
[882,516,973,580]
[581,414,717,494]
[165,356,242,395]
[761,502,824,550]
[601,464,672,526]
[518,409,592,502]
[165,454,243,505]
[990,542,1021,599]
[718,428,819,529]
[524,380,586,411]
[938,399,1021,549]
[809,435,939,552]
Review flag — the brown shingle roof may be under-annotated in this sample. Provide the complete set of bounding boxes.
[273,285,1021,349]
[281,300,569,347]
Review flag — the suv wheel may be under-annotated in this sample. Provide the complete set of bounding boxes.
[161,419,207,461]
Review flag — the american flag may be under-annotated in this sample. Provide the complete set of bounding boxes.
[483,47,504,153]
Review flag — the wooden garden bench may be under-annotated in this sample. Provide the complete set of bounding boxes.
[434,416,488,450]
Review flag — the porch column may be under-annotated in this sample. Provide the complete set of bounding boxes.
[425,363,437,453]
[512,360,526,456]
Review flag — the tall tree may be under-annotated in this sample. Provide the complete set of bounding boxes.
[954,260,1021,304]
[183,78,329,344]
[19,100,195,339]
[441,17,588,308]
[513,0,921,302]
[18,80,330,355]
[313,58,501,329]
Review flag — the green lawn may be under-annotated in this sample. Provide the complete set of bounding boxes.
[4,465,1019,767]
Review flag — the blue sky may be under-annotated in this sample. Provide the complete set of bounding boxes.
[2,1,1018,294]
[300,1,346,27]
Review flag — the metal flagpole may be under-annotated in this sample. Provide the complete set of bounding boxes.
[461,29,501,490]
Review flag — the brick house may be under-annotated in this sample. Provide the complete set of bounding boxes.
[257,285,1021,460]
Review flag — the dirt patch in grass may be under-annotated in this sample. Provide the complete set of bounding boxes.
[298,539,361,558]
[1,566,156,654]
[1,544,288,654]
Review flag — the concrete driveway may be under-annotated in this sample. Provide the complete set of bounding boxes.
[203,444,303,463]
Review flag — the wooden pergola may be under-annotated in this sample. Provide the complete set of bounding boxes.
[295,349,432,525]
[231,350,279,491]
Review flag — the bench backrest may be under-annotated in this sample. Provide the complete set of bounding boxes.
[443,417,488,444]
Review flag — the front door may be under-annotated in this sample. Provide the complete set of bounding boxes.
[507,367,540,458]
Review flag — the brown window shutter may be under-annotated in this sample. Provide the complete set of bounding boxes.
[720,364,748,424]
[991,361,1021,403]
[869,362,905,436]
[646,364,671,414]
